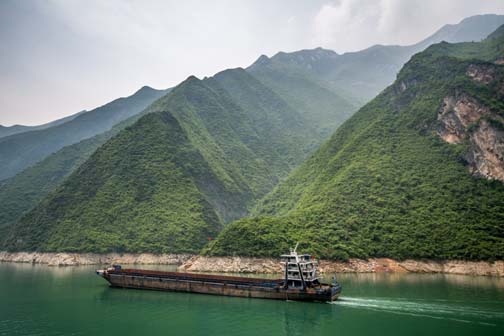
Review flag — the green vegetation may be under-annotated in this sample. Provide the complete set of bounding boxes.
[0,102,158,244]
[247,14,504,134]
[207,26,504,261]
[0,86,168,181]
[2,69,322,253]
[0,110,148,242]
[3,112,225,253]
[2,16,504,257]
[0,134,108,241]
[247,50,358,136]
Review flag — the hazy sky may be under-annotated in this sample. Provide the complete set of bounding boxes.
[1,0,504,126]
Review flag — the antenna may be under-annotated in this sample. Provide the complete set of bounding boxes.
[293,242,299,253]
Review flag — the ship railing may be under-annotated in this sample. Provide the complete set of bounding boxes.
[285,273,318,280]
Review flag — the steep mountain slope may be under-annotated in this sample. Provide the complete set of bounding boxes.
[2,69,321,253]
[0,86,169,181]
[0,134,107,240]
[0,109,148,241]
[247,49,357,136]
[3,14,502,255]
[0,110,86,139]
[247,14,504,129]
[3,111,228,253]
[207,26,504,261]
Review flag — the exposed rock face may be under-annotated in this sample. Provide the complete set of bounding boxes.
[316,258,405,274]
[180,256,282,273]
[0,251,191,266]
[399,259,504,276]
[180,256,504,277]
[466,119,504,181]
[437,93,490,144]
[467,63,504,96]
[467,63,498,84]
[2,252,503,276]
[436,66,504,181]
[396,78,418,93]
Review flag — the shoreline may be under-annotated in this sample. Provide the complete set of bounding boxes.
[1,251,503,277]
[0,251,191,266]
[180,256,504,277]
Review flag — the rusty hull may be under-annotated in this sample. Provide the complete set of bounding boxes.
[99,268,341,302]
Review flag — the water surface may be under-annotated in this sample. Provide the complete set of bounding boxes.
[0,263,503,335]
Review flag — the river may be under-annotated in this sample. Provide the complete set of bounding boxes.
[0,263,503,335]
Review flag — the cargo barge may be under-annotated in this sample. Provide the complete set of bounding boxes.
[96,246,342,302]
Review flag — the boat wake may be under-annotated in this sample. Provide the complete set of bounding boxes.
[331,297,504,326]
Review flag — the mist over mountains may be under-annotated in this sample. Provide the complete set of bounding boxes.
[0,111,86,139]
[209,26,504,260]
[1,14,503,260]
[0,86,169,181]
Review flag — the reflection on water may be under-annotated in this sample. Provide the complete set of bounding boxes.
[5,262,502,288]
[97,280,336,336]
[1,263,504,336]
[1,262,179,276]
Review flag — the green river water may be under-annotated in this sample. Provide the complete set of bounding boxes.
[0,263,503,335]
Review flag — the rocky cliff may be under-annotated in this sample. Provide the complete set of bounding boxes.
[437,63,504,181]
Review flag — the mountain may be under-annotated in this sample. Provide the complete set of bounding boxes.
[247,14,504,127]
[418,14,504,46]
[0,134,108,240]
[0,109,149,241]
[0,86,169,181]
[206,26,504,261]
[3,14,503,255]
[247,48,358,136]
[0,110,86,139]
[2,13,499,183]
[2,68,322,253]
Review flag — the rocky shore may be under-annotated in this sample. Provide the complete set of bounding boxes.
[179,256,504,277]
[1,252,503,277]
[0,251,191,266]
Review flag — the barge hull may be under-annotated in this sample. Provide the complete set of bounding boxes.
[103,272,340,302]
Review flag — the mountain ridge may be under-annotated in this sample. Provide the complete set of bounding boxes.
[2,14,504,258]
[0,86,169,181]
[206,25,504,261]
[1,67,322,253]
[0,110,86,139]
[248,14,504,107]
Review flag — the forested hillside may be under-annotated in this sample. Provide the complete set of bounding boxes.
[2,15,503,257]
[207,26,504,261]
[2,69,322,253]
